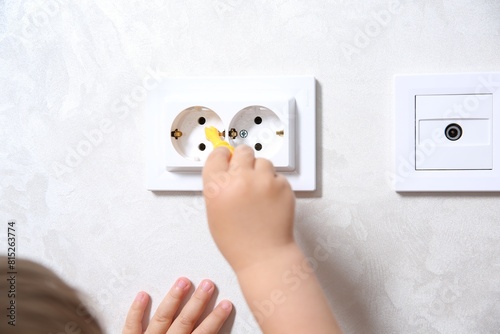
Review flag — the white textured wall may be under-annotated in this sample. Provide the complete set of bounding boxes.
[1,1,499,333]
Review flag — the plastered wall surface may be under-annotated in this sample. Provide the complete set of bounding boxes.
[1,1,499,333]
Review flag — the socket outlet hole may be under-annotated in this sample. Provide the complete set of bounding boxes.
[228,105,284,159]
[170,106,223,161]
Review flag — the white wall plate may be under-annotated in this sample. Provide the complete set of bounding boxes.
[145,76,316,191]
[394,72,500,192]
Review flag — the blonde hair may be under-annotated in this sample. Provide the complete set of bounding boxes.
[0,256,103,334]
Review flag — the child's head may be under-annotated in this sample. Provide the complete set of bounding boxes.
[0,256,103,334]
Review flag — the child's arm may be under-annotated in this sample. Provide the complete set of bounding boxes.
[203,146,342,334]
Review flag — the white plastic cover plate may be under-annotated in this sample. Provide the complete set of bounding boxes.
[145,76,316,191]
[394,72,500,192]
[416,94,493,170]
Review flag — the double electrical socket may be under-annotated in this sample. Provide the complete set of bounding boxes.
[167,95,295,172]
[146,76,316,191]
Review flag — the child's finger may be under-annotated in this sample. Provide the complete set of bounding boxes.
[145,277,191,334]
[192,300,233,334]
[123,291,149,334]
[167,279,216,333]
[229,145,255,171]
[254,158,275,175]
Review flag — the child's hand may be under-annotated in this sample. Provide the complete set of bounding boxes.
[123,278,232,334]
[202,145,296,273]
[203,146,342,334]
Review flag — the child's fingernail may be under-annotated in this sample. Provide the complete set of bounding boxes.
[135,291,146,303]
[201,280,213,292]
[176,278,188,289]
[221,300,232,311]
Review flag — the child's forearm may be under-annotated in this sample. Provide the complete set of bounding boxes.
[235,243,342,334]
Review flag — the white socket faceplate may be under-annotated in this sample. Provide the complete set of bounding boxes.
[395,72,500,192]
[145,76,316,191]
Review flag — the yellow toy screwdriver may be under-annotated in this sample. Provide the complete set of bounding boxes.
[205,126,235,154]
